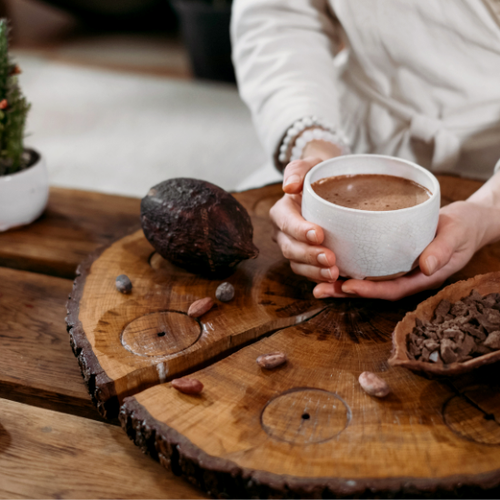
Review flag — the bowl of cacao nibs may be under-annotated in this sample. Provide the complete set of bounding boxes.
[389,271,500,376]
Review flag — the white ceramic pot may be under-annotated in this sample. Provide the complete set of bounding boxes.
[0,150,49,232]
[302,154,441,280]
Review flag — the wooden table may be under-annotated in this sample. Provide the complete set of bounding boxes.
[0,187,206,499]
[1,178,499,499]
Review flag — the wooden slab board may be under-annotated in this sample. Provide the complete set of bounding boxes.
[66,216,324,418]
[121,309,500,498]
[67,177,500,497]
[0,397,204,499]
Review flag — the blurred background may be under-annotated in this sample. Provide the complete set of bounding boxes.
[3,0,278,196]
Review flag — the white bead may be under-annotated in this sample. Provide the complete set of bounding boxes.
[302,117,313,127]
[312,128,323,140]
[278,116,352,166]
[295,136,306,149]
[302,130,313,141]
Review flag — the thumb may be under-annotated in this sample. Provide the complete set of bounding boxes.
[282,157,324,194]
[419,215,460,276]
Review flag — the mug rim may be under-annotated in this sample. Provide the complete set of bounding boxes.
[303,154,440,215]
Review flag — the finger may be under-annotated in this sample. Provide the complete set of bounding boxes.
[270,195,325,245]
[282,157,324,194]
[419,214,463,276]
[276,231,336,267]
[290,261,339,283]
[340,268,447,301]
[313,280,353,299]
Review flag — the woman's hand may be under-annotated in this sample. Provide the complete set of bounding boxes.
[269,140,342,285]
[314,200,500,301]
[271,146,500,302]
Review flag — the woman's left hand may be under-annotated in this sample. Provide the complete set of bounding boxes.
[313,200,497,301]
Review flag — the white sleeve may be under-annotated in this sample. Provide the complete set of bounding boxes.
[231,0,341,163]
[495,158,500,174]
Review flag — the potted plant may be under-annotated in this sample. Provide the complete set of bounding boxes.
[171,0,235,83]
[0,19,48,232]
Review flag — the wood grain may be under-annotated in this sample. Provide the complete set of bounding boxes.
[0,187,141,279]
[67,219,324,418]
[121,302,500,498]
[0,267,99,420]
[67,175,500,497]
[0,397,204,499]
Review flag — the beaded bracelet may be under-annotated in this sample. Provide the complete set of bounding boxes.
[278,116,350,166]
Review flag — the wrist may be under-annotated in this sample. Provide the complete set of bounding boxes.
[464,172,500,246]
[277,116,350,168]
[478,205,500,247]
[457,201,500,248]
[302,139,342,161]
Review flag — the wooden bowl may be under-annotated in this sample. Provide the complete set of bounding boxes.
[389,271,500,376]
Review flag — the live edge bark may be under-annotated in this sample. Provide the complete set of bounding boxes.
[66,246,120,419]
[119,398,500,500]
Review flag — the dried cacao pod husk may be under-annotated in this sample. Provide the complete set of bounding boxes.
[141,178,259,277]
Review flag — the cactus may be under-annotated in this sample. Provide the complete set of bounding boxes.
[0,19,30,176]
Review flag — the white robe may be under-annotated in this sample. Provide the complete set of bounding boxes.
[231,0,500,182]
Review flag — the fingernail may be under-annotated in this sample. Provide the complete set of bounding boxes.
[320,268,333,280]
[317,253,329,267]
[341,283,357,295]
[284,175,300,187]
[306,230,318,244]
[425,256,438,275]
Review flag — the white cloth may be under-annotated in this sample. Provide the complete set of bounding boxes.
[231,0,500,180]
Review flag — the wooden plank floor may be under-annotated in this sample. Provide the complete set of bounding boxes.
[0,187,141,278]
[0,266,99,420]
[0,187,208,498]
[0,398,203,499]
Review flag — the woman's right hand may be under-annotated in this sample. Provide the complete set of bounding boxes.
[269,152,341,294]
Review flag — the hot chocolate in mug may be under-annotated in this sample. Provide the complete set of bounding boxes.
[301,154,441,280]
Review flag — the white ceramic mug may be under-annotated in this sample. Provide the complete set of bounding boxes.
[302,154,441,280]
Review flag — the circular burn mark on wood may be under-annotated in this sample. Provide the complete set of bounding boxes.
[261,388,351,444]
[443,386,500,445]
[121,311,201,357]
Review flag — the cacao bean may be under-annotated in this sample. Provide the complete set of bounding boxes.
[171,377,203,395]
[216,282,235,302]
[358,371,390,398]
[115,274,132,294]
[188,297,214,318]
[256,351,287,370]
